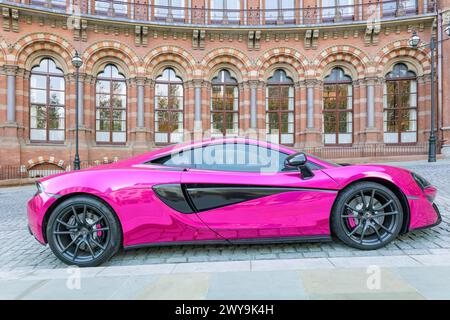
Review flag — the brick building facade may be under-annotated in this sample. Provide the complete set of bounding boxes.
[0,0,449,172]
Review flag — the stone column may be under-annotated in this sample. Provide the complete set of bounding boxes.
[137,82,145,128]
[306,85,314,129]
[249,81,258,129]
[131,77,151,153]
[362,77,382,144]
[366,80,375,128]
[194,79,202,131]
[6,67,17,123]
[77,74,85,127]
[303,79,322,147]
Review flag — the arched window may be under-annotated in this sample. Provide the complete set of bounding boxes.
[323,67,353,145]
[30,58,65,142]
[95,64,127,144]
[266,69,294,145]
[154,0,185,20]
[155,68,184,144]
[211,69,239,137]
[383,63,417,144]
[211,0,240,23]
[265,0,295,23]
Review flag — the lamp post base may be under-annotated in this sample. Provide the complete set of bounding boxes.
[428,135,437,163]
[73,155,80,171]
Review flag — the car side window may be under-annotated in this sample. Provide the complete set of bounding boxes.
[149,143,322,173]
[149,149,195,168]
[193,143,284,172]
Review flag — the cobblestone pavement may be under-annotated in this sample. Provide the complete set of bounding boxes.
[1,160,449,272]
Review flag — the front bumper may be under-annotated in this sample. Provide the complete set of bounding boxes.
[27,191,58,245]
[408,194,442,231]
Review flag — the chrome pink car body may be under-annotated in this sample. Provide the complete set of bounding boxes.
[27,138,441,248]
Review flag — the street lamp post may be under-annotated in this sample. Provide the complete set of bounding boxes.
[72,52,83,170]
[409,30,436,162]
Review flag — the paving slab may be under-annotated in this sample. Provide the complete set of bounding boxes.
[136,273,210,300]
[395,266,450,299]
[299,268,423,300]
[206,271,308,300]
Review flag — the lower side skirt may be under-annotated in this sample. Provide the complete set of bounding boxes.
[124,235,332,251]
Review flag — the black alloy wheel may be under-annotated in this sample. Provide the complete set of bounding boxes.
[331,181,403,250]
[47,196,121,267]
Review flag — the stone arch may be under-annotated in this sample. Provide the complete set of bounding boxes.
[312,45,370,80]
[256,47,308,82]
[200,48,253,81]
[375,39,431,77]
[82,40,139,78]
[143,46,196,81]
[322,61,358,82]
[12,33,76,73]
[26,156,66,170]
[208,63,244,83]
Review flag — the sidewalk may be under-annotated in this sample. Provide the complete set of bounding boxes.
[2,254,450,299]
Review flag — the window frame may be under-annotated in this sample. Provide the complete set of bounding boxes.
[264,0,296,24]
[265,69,295,146]
[210,69,240,137]
[29,58,66,144]
[322,67,354,146]
[95,64,128,145]
[321,0,355,22]
[153,0,186,21]
[383,63,418,145]
[210,0,241,24]
[154,68,185,145]
[382,0,418,17]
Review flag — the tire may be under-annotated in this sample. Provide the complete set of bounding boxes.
[46,195,122,267]
[331,181,403,250]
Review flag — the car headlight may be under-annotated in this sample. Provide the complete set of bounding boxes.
[411,171,431,191]
[35,181,44,195]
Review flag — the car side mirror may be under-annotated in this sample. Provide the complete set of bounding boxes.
[284,152,314,180]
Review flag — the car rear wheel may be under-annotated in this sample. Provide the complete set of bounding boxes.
[46,195,122,267]
[331,182,403,250]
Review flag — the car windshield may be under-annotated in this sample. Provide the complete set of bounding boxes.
[306,153,341,167]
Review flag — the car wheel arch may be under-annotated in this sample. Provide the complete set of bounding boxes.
[331,177,410,235]
[41,192,124,245]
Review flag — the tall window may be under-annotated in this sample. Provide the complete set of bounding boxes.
[211,70,239,137]
[383,63,417,144]
[30,0,66,10]
[211,0,240,22]
[30,58,65,143]
[155,68,184,144]
[96,64,127,144]
[383,0,417,17]
[95,0,128,17]
[154,0,185,20]
[266,69,294,145]
[322,0,354,21]
[265,0,295,23]
[323,67,353,145]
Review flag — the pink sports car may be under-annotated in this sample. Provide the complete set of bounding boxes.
[27,138,441,266]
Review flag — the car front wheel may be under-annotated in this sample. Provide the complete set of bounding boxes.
[331,181,403,250]
[46,195,122,267]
